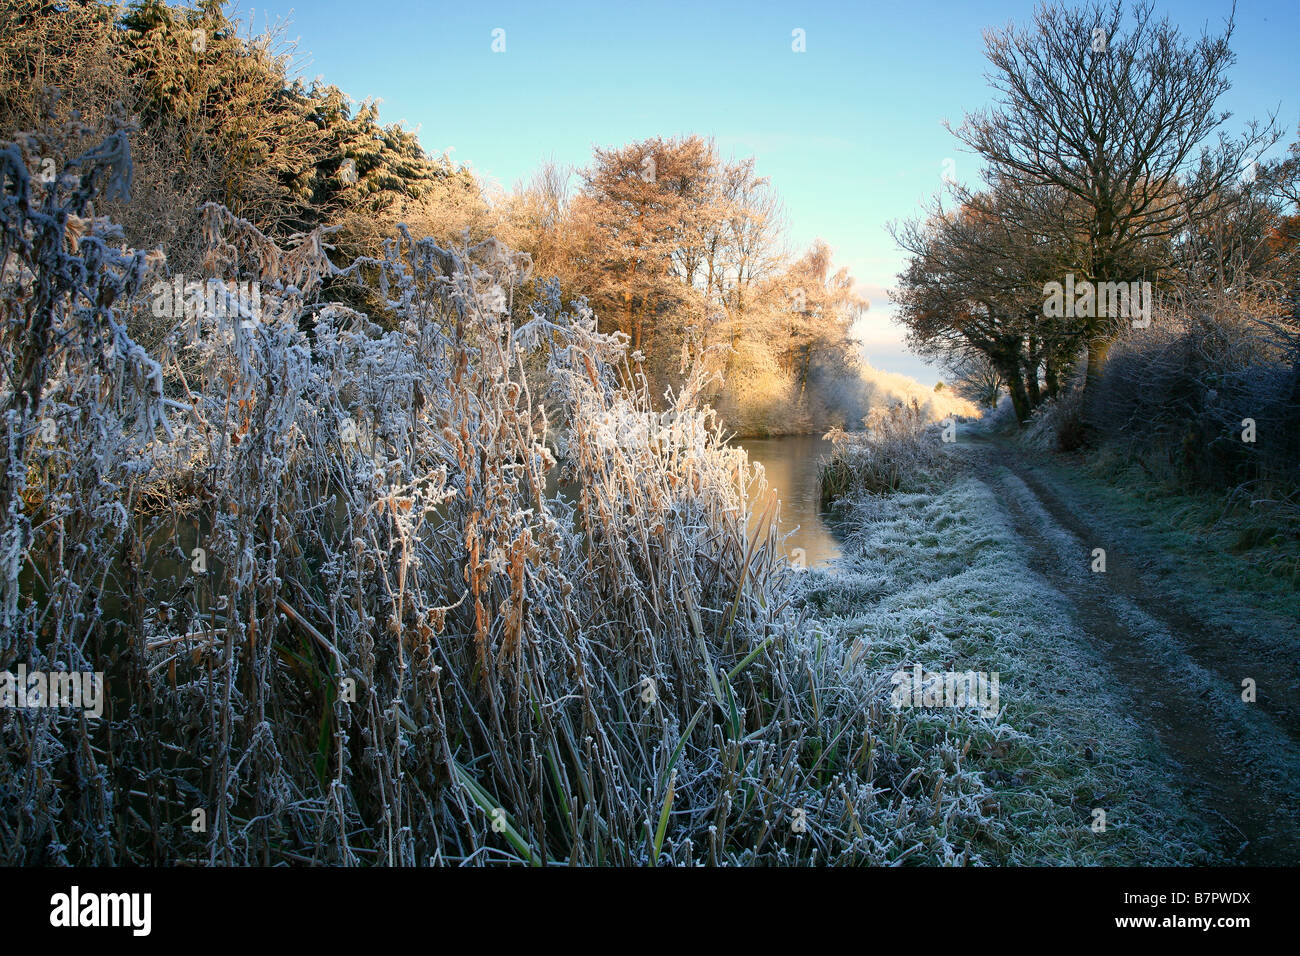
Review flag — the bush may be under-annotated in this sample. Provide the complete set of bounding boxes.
[1088,285,1300,492]
[819,399,952,502]
[1020,379,1086,453]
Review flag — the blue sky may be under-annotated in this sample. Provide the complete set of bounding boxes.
[244,0,1298,384]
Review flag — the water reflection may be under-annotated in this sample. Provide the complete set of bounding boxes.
[738,434,842,568]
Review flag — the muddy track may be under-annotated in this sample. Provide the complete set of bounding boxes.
[959,434,1300,865]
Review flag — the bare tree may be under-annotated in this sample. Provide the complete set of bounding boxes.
[949,0,1278,387]
[952,354,1007,409]
[892,180,1076,422]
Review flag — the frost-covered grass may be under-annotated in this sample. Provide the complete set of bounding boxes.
[796,477,1215,864]
[2,127,1007,868]
[819,399,956,502]
[1069,446,1300,597]
[0,128,812,865]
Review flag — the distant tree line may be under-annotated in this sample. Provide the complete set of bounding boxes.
[1,0,887,436]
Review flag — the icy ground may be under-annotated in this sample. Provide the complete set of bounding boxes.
[798,428,1300,864]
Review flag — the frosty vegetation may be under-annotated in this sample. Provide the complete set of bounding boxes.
[2,122,996,865]
[4,0,1297,868]
[0,123,1224,865]
[0,0,979,869]
[820,401,956,501]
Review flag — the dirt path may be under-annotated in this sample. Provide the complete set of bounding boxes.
[958,433,1300,865]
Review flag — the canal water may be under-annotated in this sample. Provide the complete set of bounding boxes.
[738,434,842,569]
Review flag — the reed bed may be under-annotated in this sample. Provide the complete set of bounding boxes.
[1,128,943,865]
[819,400,953,504]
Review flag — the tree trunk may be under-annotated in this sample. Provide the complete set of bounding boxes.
[1085,333,1110,391]
[1003,360,1031,424]
[1025,361,1042,408]
[1024,335,1041,408]
[1044,358,1060,400]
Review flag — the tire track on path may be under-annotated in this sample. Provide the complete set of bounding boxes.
[959,434,1300,864]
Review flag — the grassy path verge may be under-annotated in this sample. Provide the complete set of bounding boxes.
[798,457,1221,863]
